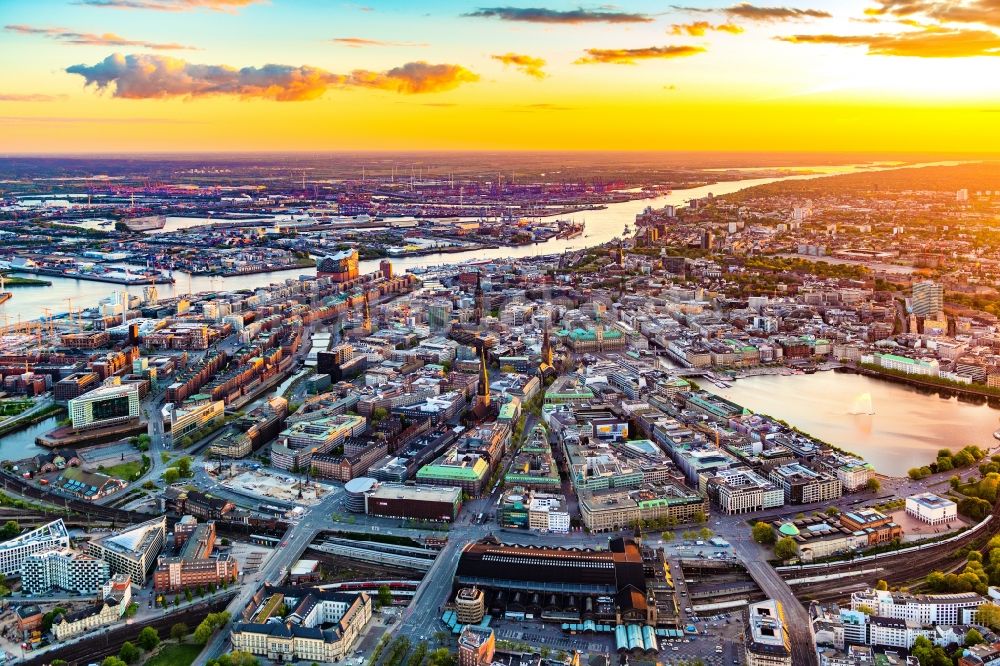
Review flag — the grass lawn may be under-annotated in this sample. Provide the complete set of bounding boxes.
[103,461,143,480]
[145,642,203,666]
[0,401,32,417]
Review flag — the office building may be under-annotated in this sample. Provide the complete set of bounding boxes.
[0,519,71,577]
[455,587,486,625]
[744,600,792,666]
[906,493,958,525]
[851,588,985,625]
[706,468,784,514]
[22,547,110,595]
[366,483,462,522]
[86,516,166,585]
[231,586,372,663]
[168,399,225,439]
[912,280,944,318]
[153,520,238,592]
[458,626,496,666]
[68,383,140,430]
[768,463,842,505]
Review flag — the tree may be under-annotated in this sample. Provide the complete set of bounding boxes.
[185,588,193,602]
[42,606,67,631]
[977,602,1000,630]
[138,626,160,651]
[427,648,456,666]
[0,520,19,539]
[102,658,127,666]
[966,628,985,646]
[177,456,193,477]
[774,536,798,561]
[163,468,180,484]
[875,580,888,591]
[118,641,141,665]
[378,584,393,608]
[195,622,214,645]
[171,622,189,640]
[912,635,953,666]
[752,522,775,545]
[866,477,881,493]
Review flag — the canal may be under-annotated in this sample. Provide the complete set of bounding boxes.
[0,415,59,461]
[702,370,1000,477]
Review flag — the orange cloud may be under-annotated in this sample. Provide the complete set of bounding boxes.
[865,0,1000,28]
[330,37,428,48]
[670,21,744,35]
[76,0,262,11]
[66,53,478,100]
[574,45,707,64]
[5,24,197,49]
[778,27,1000,56]
[491,52,547,78]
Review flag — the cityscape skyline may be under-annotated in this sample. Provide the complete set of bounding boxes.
[3,0,1000,153]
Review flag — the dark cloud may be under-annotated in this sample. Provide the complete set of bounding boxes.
[491,52,547,78]
[724,3,832,20]
[674,3,831,21]
[74,0,262,11]
[5,24,197,50]
[574,45,706,64]
[777,27,1000,56]
[331,37,428,47]
[464,6,652,23]
[66,53,479,101]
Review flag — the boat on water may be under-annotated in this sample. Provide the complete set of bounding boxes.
[0,292,11,306]
[123,214,167,232]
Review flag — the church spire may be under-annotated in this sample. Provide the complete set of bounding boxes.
[541,325,553,368]
[477,345,490,407]
[363,292,371,331]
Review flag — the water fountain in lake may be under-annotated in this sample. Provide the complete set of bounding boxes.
[849,392,875,415]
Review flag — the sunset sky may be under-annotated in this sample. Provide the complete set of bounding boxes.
[2,0,1000,153]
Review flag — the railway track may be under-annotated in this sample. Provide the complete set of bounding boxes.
[21,594,236,666]
[782,501,1000,603]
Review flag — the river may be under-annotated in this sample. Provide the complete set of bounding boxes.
[0,160,965,323]
[702,371,1000,477]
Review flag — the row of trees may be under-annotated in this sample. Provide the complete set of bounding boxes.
[96,627,161,666]
[206,651,259,666]
[194,611,231,645]
[908,445,988,480]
